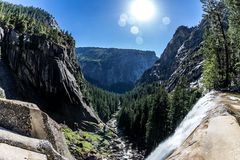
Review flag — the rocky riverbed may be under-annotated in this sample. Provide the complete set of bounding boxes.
[106,111,145,160]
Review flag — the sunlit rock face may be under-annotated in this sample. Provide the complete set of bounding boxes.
[77,47,158,93]
[138,20,207,91]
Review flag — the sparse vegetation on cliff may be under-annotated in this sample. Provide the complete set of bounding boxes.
[0,1,75,46]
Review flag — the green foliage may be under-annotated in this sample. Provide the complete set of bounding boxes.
[225,0,240,86]
[145,86,172,150]
[86,83,119,122]
[0,1,75,46]
[201,0,240,89]
[118,82,201,153]
[62,127,112,159]
[171,78,201,129]
[201,31,220,89]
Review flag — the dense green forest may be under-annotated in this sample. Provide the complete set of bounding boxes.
[0,1,74,46]
[201,0,240,89]
[85,83,119,122]
[118,80,201,153]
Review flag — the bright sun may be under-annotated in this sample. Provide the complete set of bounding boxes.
[130,0,156,22]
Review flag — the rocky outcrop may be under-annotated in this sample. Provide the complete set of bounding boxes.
[0,98,74,160]
[77,47,158,93]
[0,27,100,128]
[138,26,193,84]
[138,20,207,91]
[167,93,240,160]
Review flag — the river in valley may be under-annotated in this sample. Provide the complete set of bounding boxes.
[106,110,145,160]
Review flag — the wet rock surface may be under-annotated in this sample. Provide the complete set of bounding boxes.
[167,93,240,160]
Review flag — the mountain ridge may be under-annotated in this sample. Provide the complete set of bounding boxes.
[77,47,158,93]
[138,21,207,91]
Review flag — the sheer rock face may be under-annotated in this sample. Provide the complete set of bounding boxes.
[77,47,158,93]
[0,98,74,160]
[138,21,207,91]
[0,27,100,127]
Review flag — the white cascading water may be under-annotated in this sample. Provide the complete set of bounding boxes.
[146,91,218,160]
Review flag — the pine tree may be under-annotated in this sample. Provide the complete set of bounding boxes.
[201,31,220,89]
[145,86,171,151]
[172,78,191,128]
[201,0,231,88]
[225,0,240,86]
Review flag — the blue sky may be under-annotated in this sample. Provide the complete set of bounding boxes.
[4,0,203,57]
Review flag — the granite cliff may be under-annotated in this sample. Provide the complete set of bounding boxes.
[138,20,207,91]
[0,27,100,128]
[77,47,158,93]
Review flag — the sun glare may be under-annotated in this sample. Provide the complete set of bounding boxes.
[130,0,156,22]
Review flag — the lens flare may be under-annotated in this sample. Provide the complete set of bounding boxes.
[130,0,156,22]
[131,26,139,35]
[162,16,171,25]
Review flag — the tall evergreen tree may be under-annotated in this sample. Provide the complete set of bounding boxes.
[201,31,220,89]
[172,78,191,128]
[201,0,231,88]
[225,0,240,86]
[146,86,171,151]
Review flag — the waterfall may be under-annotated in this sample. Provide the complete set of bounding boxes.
[146,91,218,160]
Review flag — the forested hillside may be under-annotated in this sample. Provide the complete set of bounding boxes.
[85,83,119,122]
[118,79,201,154]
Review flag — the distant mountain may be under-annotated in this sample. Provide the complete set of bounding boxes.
[76,47,158,93]
[138,20,207,91]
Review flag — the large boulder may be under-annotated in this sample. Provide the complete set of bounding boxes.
[0,98,74,160]
[0,143,48,160]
